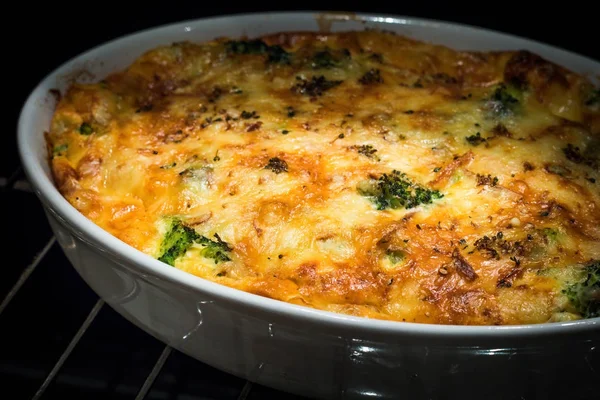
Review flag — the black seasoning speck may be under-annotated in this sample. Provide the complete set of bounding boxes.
[265,157,288,174]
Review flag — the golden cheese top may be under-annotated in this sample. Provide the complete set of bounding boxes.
[46,30,600,325]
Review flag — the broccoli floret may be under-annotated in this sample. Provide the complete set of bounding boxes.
[310,48,350,69]
[158,220,232,266]
[485,83,521,117]
[52,144,68,156]
[197,233,233,264]
[386,249,405,264]
[542,227,559,242]
[158,219,200,266]
[357,170,444,210]
[79,122,94,135]
[359,69,383,85]
[291,75,343,97]
[563,261,600,319]
[265,45,291,64]
[225,39,268,54]
[585,88,599,106]
[225,39,290,64]
[311,51,336,69]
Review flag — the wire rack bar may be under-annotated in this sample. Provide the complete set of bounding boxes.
[0,237,56,315]
[32,298,105,400]
[237,380,254,400]
[134,345,172,400]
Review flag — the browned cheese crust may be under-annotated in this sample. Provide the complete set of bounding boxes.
[46,31,600,325]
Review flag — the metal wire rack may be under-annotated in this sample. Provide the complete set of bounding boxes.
[1,167,306,400]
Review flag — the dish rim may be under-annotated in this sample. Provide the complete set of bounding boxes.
[17,10,600,337]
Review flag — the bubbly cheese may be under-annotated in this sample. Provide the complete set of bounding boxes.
[46,30,600,325]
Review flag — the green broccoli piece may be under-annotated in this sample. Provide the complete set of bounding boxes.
[225,39,290,64]
[485,83,521,117]
[386,249,405,264]
[266,45,291,64]
[359,69,383,85]
[357,170,444,210]
[585,88,599,106]
[52,144,68,156]
[291,75,343,97]
[197,233,233,264]
[311,50,338,69]
[542,227,559,242]
[79,122,94,135]
[310,48,351,69]
[563,261,600,319]
[158,219,200,266]
[158,220,233,266]
[225,39,268,55]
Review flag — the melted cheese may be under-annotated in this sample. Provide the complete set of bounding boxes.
[46,31,600,325]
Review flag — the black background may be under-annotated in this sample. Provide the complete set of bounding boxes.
[5,3,599,176]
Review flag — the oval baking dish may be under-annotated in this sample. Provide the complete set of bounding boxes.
[18,12,600,399]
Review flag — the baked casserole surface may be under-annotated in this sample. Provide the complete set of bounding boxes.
[46,30,600,325]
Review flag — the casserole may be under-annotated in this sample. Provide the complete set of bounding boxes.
[18,12,600,399]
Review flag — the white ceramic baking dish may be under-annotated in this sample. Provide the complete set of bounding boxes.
[17,12,600,399]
